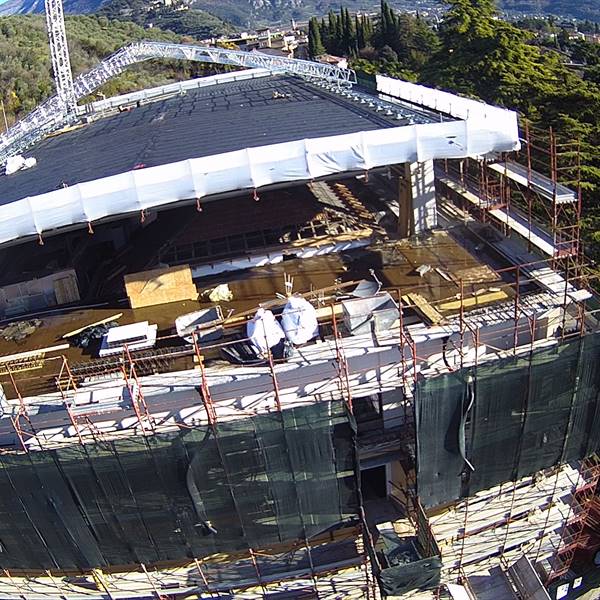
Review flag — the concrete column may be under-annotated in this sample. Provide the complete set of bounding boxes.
[397,160,437,237]
[397,164,412,239]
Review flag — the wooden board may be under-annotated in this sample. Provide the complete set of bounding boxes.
[124,265,198,309]
[0,354,45,375]
[0,343,70,374]
[438,289,509,312]
[402,293,444,325]
[53,272,81,305]
[0,343,70,362]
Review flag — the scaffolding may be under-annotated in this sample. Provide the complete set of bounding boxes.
[546,455,600,583]
[512,122,582,269]
[437,123,584,283]
[0,245,596,599]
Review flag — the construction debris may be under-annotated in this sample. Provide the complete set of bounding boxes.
[70,321,119,349]
[208,283,233,303]
[0,319,42,342]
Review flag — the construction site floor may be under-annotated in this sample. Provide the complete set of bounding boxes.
[0,230,509,399]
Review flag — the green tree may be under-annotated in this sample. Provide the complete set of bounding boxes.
[308,16,325,58]
[422,0,560,112]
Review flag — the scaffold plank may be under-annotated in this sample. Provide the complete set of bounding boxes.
[488,161,576,204]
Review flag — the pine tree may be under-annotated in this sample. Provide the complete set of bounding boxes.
[424,0,557,109]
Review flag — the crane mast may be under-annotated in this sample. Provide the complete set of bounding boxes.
[44,0,76,113]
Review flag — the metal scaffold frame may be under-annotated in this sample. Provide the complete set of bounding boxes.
[439,123,583,263]
[1,271,599,598]
[498,122,582,265]
[523,122,583,272]
[120,344,156,435]
[437,125,586,325]
[0,41,356,165]
[331,305,354,415]
[44,0,75,114]
[547,455,600,583]
[6,363,38,451]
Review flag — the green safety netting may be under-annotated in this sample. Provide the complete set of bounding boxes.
[0,400,360,573]
[416,334,600,508]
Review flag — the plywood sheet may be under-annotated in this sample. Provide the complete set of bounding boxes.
[54,272,81,305]
[124,265,198,309]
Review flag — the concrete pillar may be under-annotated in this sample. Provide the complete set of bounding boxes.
[397,165,411,239]
[397,160,437,237]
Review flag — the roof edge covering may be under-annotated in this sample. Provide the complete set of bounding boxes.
[83,68,273,114]
[376,75,521,153]
[0,113,517,245]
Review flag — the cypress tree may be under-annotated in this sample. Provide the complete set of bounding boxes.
[308,17,325,58]
[333,11,342,54]
[355,15,364,49]
[319,17,329,50]
[341,7,355,55]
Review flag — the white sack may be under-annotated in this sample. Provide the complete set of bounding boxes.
[5,155,25,175]
[282,296,319,345]
[247,308,284,354]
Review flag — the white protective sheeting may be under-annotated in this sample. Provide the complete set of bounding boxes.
[4,155,36,175]
[82,69,272,114]
[247,308,285,355]
[0,77,521,247]
[376,74,521,155]
[281,296,319,345]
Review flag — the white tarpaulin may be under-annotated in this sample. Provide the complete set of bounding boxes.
[0,75,521,247]
[376,74,521,155]
[281,296,319,345]
[247,308,285,355]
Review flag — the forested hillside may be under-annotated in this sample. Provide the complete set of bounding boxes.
[98,0,235,38]
[143,0,600,26]
[0,15,222,123]
[0,0,598,24]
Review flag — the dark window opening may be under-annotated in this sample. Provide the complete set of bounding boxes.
[361,465,387,501]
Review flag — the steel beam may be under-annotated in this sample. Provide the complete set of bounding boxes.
[0,42,356,165]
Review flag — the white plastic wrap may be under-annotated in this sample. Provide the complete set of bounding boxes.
[0,76,522,247]
[246,308,285,355]
[4,155,36,175]
[281,296,319,345]
[375,74,521,154]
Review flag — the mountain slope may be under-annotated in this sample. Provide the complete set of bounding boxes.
[0,0,597,25]
[163,0,600,27]
[0,15,223,123]
[191,0,377,27]
[98,0,235,38]
[0,0,103,14]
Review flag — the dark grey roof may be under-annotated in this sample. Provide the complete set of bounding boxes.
[0,76,400,205]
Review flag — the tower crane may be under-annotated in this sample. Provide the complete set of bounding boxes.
[44,0,76,113]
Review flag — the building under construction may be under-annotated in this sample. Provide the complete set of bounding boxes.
[0,33,598,600]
